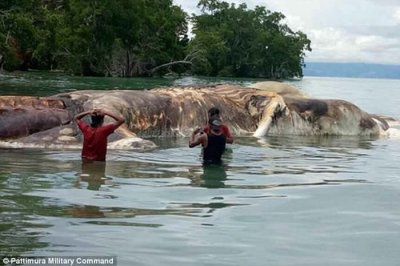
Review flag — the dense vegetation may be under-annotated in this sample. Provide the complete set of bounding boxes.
[0,0,311,79]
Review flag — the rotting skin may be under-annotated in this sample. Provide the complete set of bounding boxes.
[0,82,393,150]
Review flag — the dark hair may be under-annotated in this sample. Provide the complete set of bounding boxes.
[90,115,104,127]
[208,107,220,117]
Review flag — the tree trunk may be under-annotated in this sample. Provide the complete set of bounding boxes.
[149,60,192,75]
[0,54,4,71]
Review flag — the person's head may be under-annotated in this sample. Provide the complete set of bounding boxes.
[90,115,104,127]
[208,116,222,132]
[208,107,220,118]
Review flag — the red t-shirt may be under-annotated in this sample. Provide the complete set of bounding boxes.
[203,124,232,139]
[78,121,117,161]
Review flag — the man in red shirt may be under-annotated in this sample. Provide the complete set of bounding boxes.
[203,107,234,144]
[74,109,125,161]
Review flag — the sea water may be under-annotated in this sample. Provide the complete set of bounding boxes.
[1,74,400,266]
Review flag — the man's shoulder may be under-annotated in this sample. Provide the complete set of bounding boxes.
[221,124,231,132]
[77,120,89,130]
[100,123,118,133]
[102,123,116,128]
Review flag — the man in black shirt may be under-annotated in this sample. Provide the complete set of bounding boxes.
[189,117,226,164]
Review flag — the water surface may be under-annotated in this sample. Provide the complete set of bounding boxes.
[1,74,400,266]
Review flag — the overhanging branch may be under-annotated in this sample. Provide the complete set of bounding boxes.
[149,60,192,74]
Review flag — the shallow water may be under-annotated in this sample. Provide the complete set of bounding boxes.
[1,74,400,265]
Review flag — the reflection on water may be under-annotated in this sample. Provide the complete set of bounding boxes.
[189,164,228,189]
[0,72,174,96]
[0,72,259,97]
[201,164,228,189]
[78,161,112,191]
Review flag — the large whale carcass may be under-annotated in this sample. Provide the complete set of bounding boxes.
[0,82,395,150]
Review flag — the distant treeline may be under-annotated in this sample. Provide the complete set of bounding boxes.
[0,0,311,79]
[304,62,400,79]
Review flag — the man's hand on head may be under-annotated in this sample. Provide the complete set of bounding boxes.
[92,109,104,116]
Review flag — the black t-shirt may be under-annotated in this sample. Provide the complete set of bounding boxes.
[203,133,226,164]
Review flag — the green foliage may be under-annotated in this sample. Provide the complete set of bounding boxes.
[0,0,310,79]
[55,0,189,76]
[106,0,189,76]
[190,0,312,79]
[0,0,188,76]
[0,0,63,70]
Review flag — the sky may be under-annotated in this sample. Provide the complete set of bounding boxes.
[173,0,400,65]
